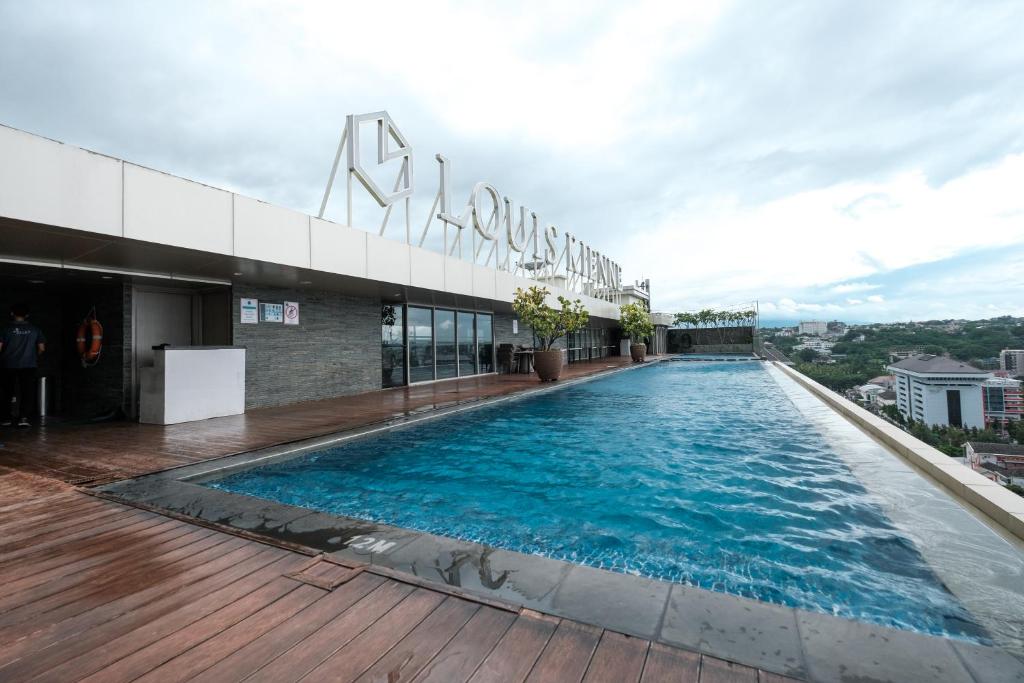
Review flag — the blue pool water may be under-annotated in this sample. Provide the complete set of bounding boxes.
[209,361,986,642]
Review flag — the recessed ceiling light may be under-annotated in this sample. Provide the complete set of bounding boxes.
[233,272,243,276]
[28,279,45,284]
[101,275,113,280]
[299,280,312,285]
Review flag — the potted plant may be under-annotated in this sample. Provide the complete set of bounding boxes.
[620,302,654,362]
[512,286,589,381]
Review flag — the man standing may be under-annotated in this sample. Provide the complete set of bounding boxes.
[0,303,46,428]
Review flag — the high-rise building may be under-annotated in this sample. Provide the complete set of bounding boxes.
[1000,349,1024,374]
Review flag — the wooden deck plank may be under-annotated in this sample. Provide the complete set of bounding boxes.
[698,656,758,683]
[0,508,158,567]
[0,532,241,631]
[0,514,173,580]
[582,631,649,683]
[300,587,448,681]
[640,642,701,683]
[190,573,387,683]
[0,518,190,598]
[410,605,517,683]
[4,552,300,681]
[468,612,560,683]
[130,581,325,683]
[525,620,603,683]
[354,596,480,683]
[0,535,255,642]
[0,540,286,663]
[94,581,320,683]
[245,580,416,682]
[0,505,137,553]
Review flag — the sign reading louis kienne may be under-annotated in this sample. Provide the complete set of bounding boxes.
[318,112,624,298]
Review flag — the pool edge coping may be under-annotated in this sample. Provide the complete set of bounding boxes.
[774,362,1024,544]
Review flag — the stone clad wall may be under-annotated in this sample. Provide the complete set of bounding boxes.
[232,285,381,409]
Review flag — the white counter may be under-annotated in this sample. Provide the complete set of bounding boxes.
[140,346,246,425]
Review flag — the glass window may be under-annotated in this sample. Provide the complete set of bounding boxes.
[457,311,477,376]
[477,313,494,373]
[381,304,405,388]
[435,309,457,379]
[408,307,434,383]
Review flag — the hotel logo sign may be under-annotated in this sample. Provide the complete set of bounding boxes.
[318,111,622,296]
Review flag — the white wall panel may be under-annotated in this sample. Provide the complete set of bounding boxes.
[309,218,368,278]
[472,264,497,301]
[410,248,445,291]
[124,164,233,255]
[0,125,122,236]
[495,271,519,302]
[234,196,310,268]
[366,233,411,285]
[444,256,473,296]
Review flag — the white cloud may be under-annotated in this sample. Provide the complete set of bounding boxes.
[866,294,885,303]
[831,282,881,294]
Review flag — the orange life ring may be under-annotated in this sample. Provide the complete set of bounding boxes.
[76,318,103,365]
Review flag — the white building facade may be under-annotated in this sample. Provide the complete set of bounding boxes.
[887,355,992,429]
[798,321,828,336]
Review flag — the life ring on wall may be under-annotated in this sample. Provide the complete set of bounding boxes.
[76,314,103,367]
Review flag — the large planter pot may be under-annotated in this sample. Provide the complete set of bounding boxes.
[533,349,563,381]
[630,343,647,363]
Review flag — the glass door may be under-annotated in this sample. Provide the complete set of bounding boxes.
[408,307,434,383]
[457,311,477,376]
[381,304,405,388]
[435,309,458,379]
[477,313,494,373]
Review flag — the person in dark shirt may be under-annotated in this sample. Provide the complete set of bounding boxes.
[0,303,46,428]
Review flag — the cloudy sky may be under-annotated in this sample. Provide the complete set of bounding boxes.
[1,0,1022,323]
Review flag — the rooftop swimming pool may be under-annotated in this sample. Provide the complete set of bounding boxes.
[207,359,1024,649]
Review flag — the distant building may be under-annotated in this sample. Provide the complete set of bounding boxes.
[798,321,828,336]
[794,338,834,353]
[1001,349,1024,374]
[887,355,992,428]
[888,348,924,363]
[876,389,897,407]
[982,377,1023,430]
[867,375,895,389]
[964,442,1024,487]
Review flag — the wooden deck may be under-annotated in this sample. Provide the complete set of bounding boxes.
[0,357,644,486]
[0,491,796,682]
[0,358,800,682]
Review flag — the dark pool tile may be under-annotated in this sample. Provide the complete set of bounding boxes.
[951,640,1024,682]
[660,584,805,678]
[549,564,670,639]
[285,511,419,556]
[796,610,974,683]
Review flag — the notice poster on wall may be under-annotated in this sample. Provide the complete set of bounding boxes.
[240,298,259,324]
[512,319,519,335]
[284,301,299,326]
[261,303,284,323]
